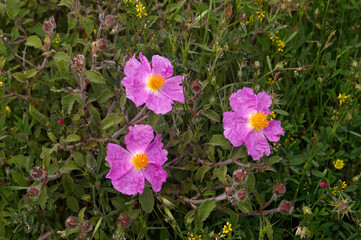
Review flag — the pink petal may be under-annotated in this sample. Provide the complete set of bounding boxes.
[111,168,145,195]
[124,56,141,77]
[142,164,167,192]
[146,134,168,165]
[151,55,174,79]
[139,52,151,73]
[263,120,284,142]
[122,76,150,106]
[229,87,257,118]
[223,112,252,147]
[160,76,185,104]
[245,131,270,160]
[256,91,272,115]
[105,143,133,180]
[145,92,173,114]
[125,125,154,155]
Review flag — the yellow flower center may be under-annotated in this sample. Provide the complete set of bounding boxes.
[132,153,149,170]
[147,74,165,92]
[249,111,269,131]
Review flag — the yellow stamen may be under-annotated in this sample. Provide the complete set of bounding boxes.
[250,111,269,131]
[132,153,149,170]
[147,74,165,92]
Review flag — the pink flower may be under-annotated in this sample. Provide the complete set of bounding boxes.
[320,181,328,188]
[122,53,184,114]
[57,118,63,125]
[223,87,284,160]
[105,125,168,195]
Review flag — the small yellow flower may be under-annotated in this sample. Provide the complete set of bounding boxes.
[256,11,266,22]
[0,81,4,87]
[337,93,348,105]
[267,111,276,121]
[332,180,347,196]
[222,221,232,235]
[333,159,345,170]
[6,106,11,114]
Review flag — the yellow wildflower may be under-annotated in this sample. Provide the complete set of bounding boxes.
[267,111,276,121]
[256,11,266,22]
[337,93,348,105]
[6,106,11,114]
[136,3,148,18]
[222,222,232,235]
[332,180,347,196]
[333,159,344,170]
[267,77,275,86]
[0,81,4,87]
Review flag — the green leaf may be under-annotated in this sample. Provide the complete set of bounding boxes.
[84,70,106,84]
[60,161,80,173]
[274,109,289,116]
[247,173,255,192]
[47,132,57,143]
[61,94,75,115]
[38,185,48,210]
[65,134,81,143]
[267,156,282,165]
[68,14,77,30]
[208,134,231,149]
[195,166,211,182]
[101,113,124,130]
[78,207,87,222]
[79,16,94,38]
[198,200,216,222]
[11,26,19,41]
[91,217,103,238]
[26,69,38,78]
[97,89,114,103]
[217,165,227,184]
[29,105,49,126]
[26,36,42,49]
[12,171,27,186]
[8,155,27,169]
[238,201,252,213]
[58,0,74,9]
[89,107,101,124]
[73,152,85,167]
[202,109,220,122]
[41,147,51,169]
[54,52,71,63]
[139,188,154,214]
[349,131,361,138]
[5,0,21,20]
[12,72,26,83]
[66,196,79,212]
[266,55,272,72]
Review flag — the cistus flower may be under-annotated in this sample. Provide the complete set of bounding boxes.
[122,53,184,114]
[105,125,167,195]
[223,87,284,160]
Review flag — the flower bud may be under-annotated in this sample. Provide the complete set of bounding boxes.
[105,15,115,26]
[273,182,286,197]
[233,170,248,183]
[235,189,248,201]
[320,181,328,188]
[27,186,40,198]
[83,220,93,232]
[302,206,312,215]
[65,216,78,229]
[111,23,123,34]
[278,200,295,215]
[241,13,246,19]
[117,214,130,228]
[71,55,85,71]
[43,16,56,33]
[57,118,64,125]
[191,80,202,93]
[30,166,44,180]
[96,37,107,51]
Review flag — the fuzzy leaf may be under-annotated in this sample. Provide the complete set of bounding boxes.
[26,36,42,49]
[140,188,154,214]
[84,70,106,84]
[198,200,216,222]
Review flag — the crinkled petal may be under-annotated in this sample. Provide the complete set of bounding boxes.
[105,143,133,180]
[263,120,284,142]
[142,164,167,192]
[125,125,154,155]
[256,91,272,115]
[124,56,141,77]
[145,92,173,114]
[151,55,174,79]
[160,76,184,104]
[111,168,145,195]
[146,134,168,165]
[223,112,252,147]
[139,52,151,73]
[229,87,257,117]
[122,76,150,106]
[245,131,270,160]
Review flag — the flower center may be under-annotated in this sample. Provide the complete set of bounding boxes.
[249,111,269,131]
[147,74,165,92]
[132,153,149,170]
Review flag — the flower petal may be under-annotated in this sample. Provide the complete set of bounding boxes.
[151,55,174,79]
[245,131,270,160]
[256,91,272,115]
[263,120,284,142]
[223,112,252,147]
[161,76,184,104]
[124,56,141,77]
[111,168,145,195]
[139,52,151,73]
[125,125,154,155]
[146,134,168,165]
[229,87,257,117]
[142,164,167,192]
[105,143,133,180]
[145,92,173,114]
[122,76,150,106]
